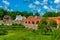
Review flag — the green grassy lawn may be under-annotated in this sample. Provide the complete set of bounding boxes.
[0,30,52,40]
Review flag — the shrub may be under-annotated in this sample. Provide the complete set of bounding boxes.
[0,29,8,35]
[0,24,25,30]
[48,20,57,28]
[38,18,48,35]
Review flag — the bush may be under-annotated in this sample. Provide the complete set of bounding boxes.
[0,29,8,35]
[48,20,57,28]
[0,24,25,30]
[38,18,48,35]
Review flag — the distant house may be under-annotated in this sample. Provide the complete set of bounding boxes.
[3,15,11,20]
[15,15,26,21]
[23,16,40,30]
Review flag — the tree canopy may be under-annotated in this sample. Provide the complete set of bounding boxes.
[43,12,60,17]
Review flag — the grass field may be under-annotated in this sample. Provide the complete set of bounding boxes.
[0,30,52,40]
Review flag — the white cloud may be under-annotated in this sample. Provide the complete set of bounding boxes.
[2,0,10,6]
[43,0,48,4]
[7,9,13,11]
[34,0,40,5]
[44,5,49,9]
[2,0,10,10]
[48,6,55,11]
[38,9,40,13]
[54,0,60,3]
[29,3,36,9]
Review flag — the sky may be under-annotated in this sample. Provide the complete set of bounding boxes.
[0,0,60,15]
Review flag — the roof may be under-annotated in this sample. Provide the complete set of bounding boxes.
[4,15,11,19]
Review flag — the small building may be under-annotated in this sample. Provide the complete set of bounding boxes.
[23,16,40,30]
[3,15,11,20]
[15,15,26,21]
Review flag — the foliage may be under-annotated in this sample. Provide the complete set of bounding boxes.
[48,20,57,28]
[38,18,48,34]
[0,24,25,30]
[0,29,8,35]
[43,12,59,17]
[0,8,7,19]
[34,12,40,16]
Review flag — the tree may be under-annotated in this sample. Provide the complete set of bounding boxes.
[21,11,29,18]
[7,11,21,19]
[0,8,8,19]
[34,12,40,16]
[0,8,4,19]
[28,12,33,16]
[43,12,58,17]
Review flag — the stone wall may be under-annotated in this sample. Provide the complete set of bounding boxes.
[23,23,38,30]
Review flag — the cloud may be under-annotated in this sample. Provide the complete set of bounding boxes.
[2,0,10,6]
[34,0,40,5]
[43,5,56,12]
[29,3,36,9]
[43,0,48,4]
[2,0,11,11]
[48,6,56,11]
[54,0,60,3]
[7,9,13,11]
[44,5,49,9]
[38,9,41,13]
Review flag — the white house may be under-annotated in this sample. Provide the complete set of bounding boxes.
[15,15,26,21]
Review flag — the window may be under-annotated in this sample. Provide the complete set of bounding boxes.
[28,21,30,24]
[25,21,27,23]
[32,21,34,24]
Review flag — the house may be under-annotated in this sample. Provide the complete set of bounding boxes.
[23,16,40,30]
[23,16,60,30]
[15,15,26,21]
[3,15,11,20]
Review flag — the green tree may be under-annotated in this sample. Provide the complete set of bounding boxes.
[28,12,33,16]
[0,8,4,19]
[34,12,40,16]
[7,11,21,19]
[43,12,58,17]
[0,29,8,35]
[21,11,29,18]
